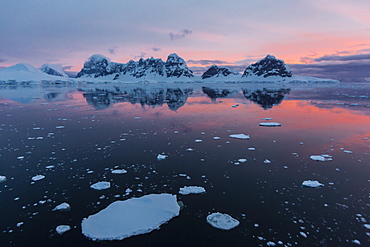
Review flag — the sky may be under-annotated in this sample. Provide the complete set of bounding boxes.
[0,0,370,81]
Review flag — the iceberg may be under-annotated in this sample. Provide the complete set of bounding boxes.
[31,175,45,181]
[90,181,111,190]
[206,212,239,230]
[259,122,281,127]
[229,134,250,140]
[302,180,324,188]
[52,202,71,212]
[179,186,206,195]
[111,169,127,174]
[81,194,180,241]
[56,225,71,234]
[0,175,6,182]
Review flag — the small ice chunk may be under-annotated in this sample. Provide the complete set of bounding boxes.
[310,155,332,162]
[45,165,55,169]
[179,186,206,195]
[213,137,221,140]
[16,222,24,227]
[262,118,272,120]
[238,159,247,163]
[111,169,127,174]
[134,117,141,119]
[343,150,353,153]
[248,147,255,151]
[364,224,370,230]
[259,122,281,127]
[351,239,361,245]
[232,104,239,108]
[157,154,168,160]
[81,194,180,241]
[229,134,249,140]
[300,232,307,238]
[52,202,71,212]
[32,175,45,181]
[263,159,271,164]
[206,212,239,230]
[56,126,65,129]
[186,148,194,151]
[90,181,111,190]
[195,139,202,143]
[0,175,7,182]
[302,180,324,188]
[56,225,71,234]
[267,242,276,246]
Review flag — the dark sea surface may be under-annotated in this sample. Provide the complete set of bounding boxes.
[0,83,369,247]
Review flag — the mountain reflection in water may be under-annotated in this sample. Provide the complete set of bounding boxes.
[242,88,290,109]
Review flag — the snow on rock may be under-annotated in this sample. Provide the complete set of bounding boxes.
[81,194,180,241]
[52,202,71,212]
[229,134,250,140]
[90,181,111,190]
[310,154,332,162]
[259,122,281,127]
[179,186,206,195]
[31,175,45,181]
[302,180,324,188]
[157,154,168,160]
[56,225,71,234]
[0,175,6,182]
[206,212,240,230]
[111,169,127,174]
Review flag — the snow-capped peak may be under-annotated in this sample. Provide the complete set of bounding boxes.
[1,63,43,73]
[41,64,68,77]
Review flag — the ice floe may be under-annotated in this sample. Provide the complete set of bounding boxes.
[259,122,281,127]
[263,159,271,164]
[302,180,324,188]
[229,134,250,140]
[31,175,45,181]
[206,212,240,230]
[310,154,332,162]
[0,175,6,182]
[52,202,71,212]
[90,181,111,190]
[111,169,127,174]
[195,139,202,143]
[179,186,206,195]
[157,154,168,160]
[81,194,180,241]
[56,225,71,234]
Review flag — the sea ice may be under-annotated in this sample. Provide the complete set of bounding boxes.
[310,154,332,162]
[300,232,307,238]
[229,134,250,140]
[157,154,168,160]
[81,194,180,241]
[206,212,239,230]
[178,186,206,195]
[111,169,127,174]
[302,180,324,188]
[248,147,256,151]
[52,202,71,211]
[263,159,271,164]
[90,181,111,190]
[259,122,281,127]
[56,225,71,234]
[195,139,202,143]
[213,137,221,140]
[31,175,45,181]
[0,175,6,182]
[238,158,247,163]
[364,224,370,230]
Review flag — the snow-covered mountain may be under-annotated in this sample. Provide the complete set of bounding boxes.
[242,55,292,78]
[41,64,68,77]
[201,65,240,79]
[76,53,194,81]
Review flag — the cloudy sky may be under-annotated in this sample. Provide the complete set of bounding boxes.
[1,0,370,80]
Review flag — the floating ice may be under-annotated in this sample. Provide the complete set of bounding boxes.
[157,154,168,160]
[56,225,71,234]
[56,126,65,129]
[0,175,6,182]
[81,194,180,241]
[343,150,353,153]
[263,159,271,164]
[111,169,127,174]
[302,180,324,188]
[195,139,202,143]
[90,181,111,190]
[232,104,239,108]
[267,242,276,246]
[262,118,272,120]
[310,154,332,162]
[237,158,247,163]
[45,165,55,169]
[206,212,239,230]
[32,175,45,181]
[248,147,255,151]
[52,202,71,212]
[259,122,281,127]
[351,239,361,245]
[229,134,250,140]
[213,137,221,140]
[300,232,307,238]
[364,224,370,230]
[186,148,194,151]
[179,186,206,195]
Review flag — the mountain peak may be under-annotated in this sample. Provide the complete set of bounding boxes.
[201,65,239,79]
[242,55,292,78]
[41,64,68,77]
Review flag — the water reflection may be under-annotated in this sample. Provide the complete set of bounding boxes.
[202,87,237,101]
[80,87,193,111]
[242,88,290,109]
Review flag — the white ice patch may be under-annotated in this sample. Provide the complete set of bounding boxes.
[300,231,307,238]
[263,159,271,164]
[52,202,71,212]
[237,159,247,163]
[364,224,370,230]
[81,194,180,241]
[206,212,239,230]
[229,134,250,140]
[0,175,6,182]
[195,139,202,143]
[31,175,45,181]
[213,137,221,140]
[179,186,206,195]
[157,154,168,160]
[248,147,256,151]
[111,169,127,174]
[302,180,324,188]
[310,154,332,162]
[259,122,281,127]
[56,225,71,234]
[90,181,111,190]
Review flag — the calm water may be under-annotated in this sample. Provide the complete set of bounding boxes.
[0,83,369,247]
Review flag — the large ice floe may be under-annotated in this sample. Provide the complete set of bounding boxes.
[90,181,111,190]
[179,186,206,195]
[229,134,250,140]
[206,212,240,230]
[56,225,71,234]
[81,194,180,241]
[31,175,45,181]
[52,202,71,212]
[302,180,324,188]
[310,154,333,162]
